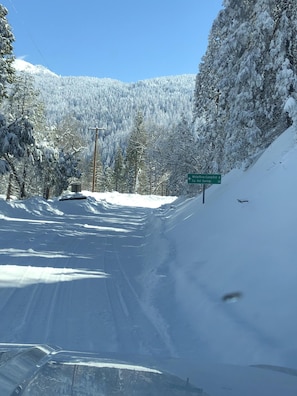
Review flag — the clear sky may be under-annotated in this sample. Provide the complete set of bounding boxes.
[1,0,223,82]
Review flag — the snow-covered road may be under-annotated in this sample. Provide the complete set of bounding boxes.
[0,194,175,356]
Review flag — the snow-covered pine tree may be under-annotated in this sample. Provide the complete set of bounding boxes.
[194,0,297,173]
[94,149,104,192]
[1,117,35,198]
[113,146,125,192]
[1,73,45,198]
[0,6,39,198]
[163,116,199,196]
[125,112,147,193]
[0,5,14,102]
[102,166,114,192]
[3,73,45,126]
[34,145,81,199]
[24,113,85,198]
[144,123,170,195]
[53,150,81,196]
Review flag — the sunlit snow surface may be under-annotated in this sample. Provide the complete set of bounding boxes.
[86,190,177,208]
[1,128,297,394]
[0,265,109,288]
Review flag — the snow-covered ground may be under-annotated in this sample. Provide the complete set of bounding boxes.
[1,127,297,394]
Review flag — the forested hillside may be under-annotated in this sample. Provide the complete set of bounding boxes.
[34,72,195,133]
[15,60,195,164]
[10,60,197,196]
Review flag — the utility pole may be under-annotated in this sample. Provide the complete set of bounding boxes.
[89,127,106,192]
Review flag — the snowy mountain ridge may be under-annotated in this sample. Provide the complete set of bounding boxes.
[13,58,195,84]
[13,58,58,77]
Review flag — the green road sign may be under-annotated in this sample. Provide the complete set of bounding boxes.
[188,173,221,184]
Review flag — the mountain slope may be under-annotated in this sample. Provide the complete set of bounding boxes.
[13,60,195,140]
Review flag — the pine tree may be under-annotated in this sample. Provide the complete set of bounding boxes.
[0,5,20,179]
[194,0,297,173]
[113,146,125,192]
[94,150,104,192]
[103,166,114,192]
[34,145,81,199]
[0,5,14,102]
[125,112,147,193]
[1,73,45,198]
[144,124,169,195]
[164,116,199,196]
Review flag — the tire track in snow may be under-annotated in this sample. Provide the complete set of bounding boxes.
[114,246,176,356]
[14,267,59,344]
[102,209,176,358]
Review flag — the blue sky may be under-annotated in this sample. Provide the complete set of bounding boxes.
[2,0,223,82]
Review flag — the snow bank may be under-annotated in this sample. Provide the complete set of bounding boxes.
[160,126,297,368]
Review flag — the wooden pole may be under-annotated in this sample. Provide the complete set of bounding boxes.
[89,127,105,193]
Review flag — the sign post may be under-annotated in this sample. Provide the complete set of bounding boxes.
[188,173,221,204]
[202,184,206,204]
